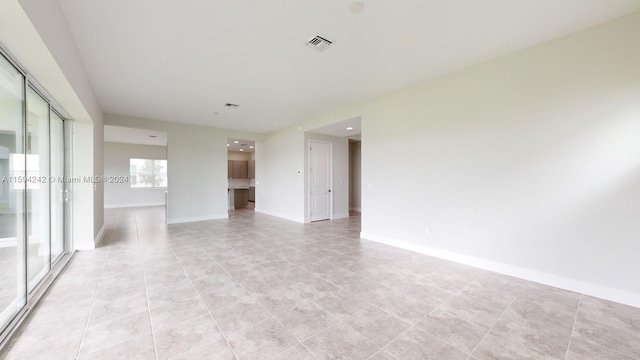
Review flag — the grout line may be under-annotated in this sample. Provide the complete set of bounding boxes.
[564,294,583,360]
[137,217,160,360]
[165,239,241,360]
[73,237,111,359]
[190,239,321,359]
[463,288,523,360]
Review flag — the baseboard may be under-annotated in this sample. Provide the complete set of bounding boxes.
[104,202,165,209]
[94,224,106,247]
[349,207,361,212]
[332,213,350,219]
[360,231,640,309]
[167,213,228,224]
[254,209,305,224]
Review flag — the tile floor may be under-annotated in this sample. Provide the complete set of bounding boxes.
[2,206,640,360]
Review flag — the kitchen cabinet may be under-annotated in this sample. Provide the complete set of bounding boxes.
[248,160,255,179]
[228,160,248,178]
[248,186,255,202]
[234,189,249,208]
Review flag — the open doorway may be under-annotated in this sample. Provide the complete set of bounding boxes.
[349,138,361,215]
[227,138,255,211]
[103,126,168,222]
[305,116,361,222]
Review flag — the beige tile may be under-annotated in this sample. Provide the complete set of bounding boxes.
[149,297,209,330]
[573,315,640,358]
[80,310,152,355]
[8,207,639,360]
[255,286,312,316]
[212,296,272,335]
[88,293,149,327]
[508,289,578,334]
[567,337,636,360]
[345,305,410,347]
[303,323,379,360]
[275,302,335,341]
[369,350,399,360]
[314,289,368,320]
[153,314,222,360]
[472,332,557,360]
[270,344,316,360]
[578,296,640,333]
[416,309,489,353]
[291,276,340,301]
[439,295,506,327]
[489,309,571,358]
[226,318,297,359]
[374,293,435,324]
[386,327,468,360]
[78,334,155,360]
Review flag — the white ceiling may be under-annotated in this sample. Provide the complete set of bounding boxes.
[104,125,167,146]
[309,116,361,139]
[58,0,640,134]
[227,138,255,153]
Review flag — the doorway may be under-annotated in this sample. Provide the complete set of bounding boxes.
[227,138,255,211]
[309,140,332,222]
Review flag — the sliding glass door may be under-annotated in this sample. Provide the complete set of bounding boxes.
[0,53,27,334]
[26,87,51,292]
[0,50,70,337]
[50,111,65,262]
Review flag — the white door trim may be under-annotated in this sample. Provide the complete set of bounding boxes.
[308,139,332,222]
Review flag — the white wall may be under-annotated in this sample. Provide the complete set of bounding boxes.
[104,142,167,208]
[265,12,640,307]
[255,126,305,223]
[105,114,263,224]
[1,0,104,249]
[349,141,361,212]
[304,133,350,221]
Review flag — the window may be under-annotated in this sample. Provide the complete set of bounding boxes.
[130,158,167,188]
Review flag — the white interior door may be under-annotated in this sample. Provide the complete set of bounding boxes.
[309,140,331,222]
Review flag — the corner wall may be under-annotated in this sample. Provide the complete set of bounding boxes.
[282,12,640,307]
[104,114,264,224]
[254,126,305,223]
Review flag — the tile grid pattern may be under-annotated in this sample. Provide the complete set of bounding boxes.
[1,206,639,359]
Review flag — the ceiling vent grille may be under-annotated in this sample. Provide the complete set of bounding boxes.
[306,35,334,52]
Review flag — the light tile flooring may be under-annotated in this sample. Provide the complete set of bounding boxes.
[2,206,640,360]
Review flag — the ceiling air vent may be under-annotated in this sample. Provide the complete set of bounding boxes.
[225,103,239,108]
[306,35,334,52]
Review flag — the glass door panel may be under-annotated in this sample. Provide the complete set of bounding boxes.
[25,87,50,292]
[0,54,26,332]
[50,111,64,262]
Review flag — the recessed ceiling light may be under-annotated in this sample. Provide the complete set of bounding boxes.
[346,127,354,131]
[249,146,254,149]
[239,149,244,151]
[234,140,239,144]
[350,2,364,13]
[227,144,230,147]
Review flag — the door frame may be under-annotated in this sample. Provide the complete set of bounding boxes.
[308,139,333,222]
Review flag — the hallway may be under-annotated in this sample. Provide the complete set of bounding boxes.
[1,207,639,359]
